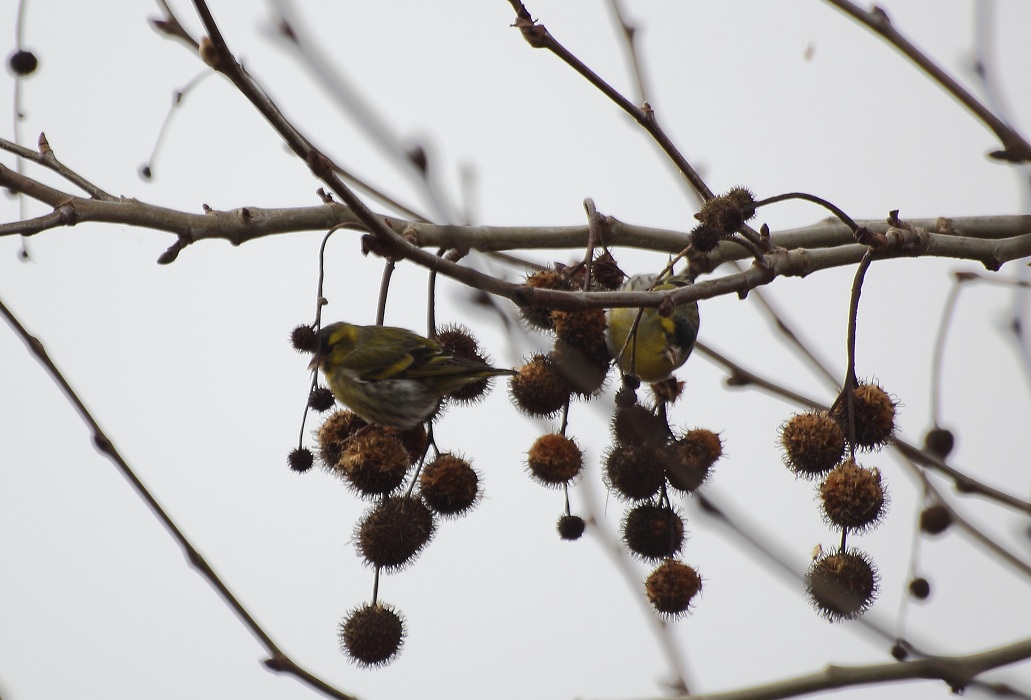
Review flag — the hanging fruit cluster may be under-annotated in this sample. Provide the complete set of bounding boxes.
[511,251,721,618]
[780,380,897,621]
[291,323,504,666]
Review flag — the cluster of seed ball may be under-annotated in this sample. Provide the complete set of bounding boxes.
[779,381,897,621]
[608,382,721,617]
[288,323,497,666]
[511,253,723,618]
[687,186,757,254]
[509,253,623,539]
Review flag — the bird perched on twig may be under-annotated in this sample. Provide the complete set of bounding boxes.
[605,273,700,383]
[309,322,515,428]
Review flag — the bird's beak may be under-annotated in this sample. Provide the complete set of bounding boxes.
[307,354,321,372]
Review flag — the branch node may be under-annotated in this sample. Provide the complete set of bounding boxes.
[513,16,549,48]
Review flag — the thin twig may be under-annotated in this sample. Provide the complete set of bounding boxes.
[507,0,712,202]
[0,135,114,200]
[606,0,650,105]
[696,340,1031,516]
[824,0,1031,162]
[0,296,357,700]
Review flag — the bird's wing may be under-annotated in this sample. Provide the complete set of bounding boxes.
[343,341,417,382]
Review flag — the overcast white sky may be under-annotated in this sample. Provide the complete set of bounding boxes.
[2,2,1030,699]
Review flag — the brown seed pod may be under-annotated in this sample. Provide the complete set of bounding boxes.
[908,577,931,600]
[8,50,39,76]
[316,410,367,468]
[520,269,573,330]
[611,403,669,447]
[419,453,480,518]
[923,427,955,459]
[287,447,314,474]
[806,549,879,621]
[308,386,336,412]
[556,514,586,541]
[336,428,413,497]
[603,442,665,501]
[509,354,573,418]
[385,423,429,464]
[590,250,626,290]
[645,559,702,618]
[551,307,607,348]
[339,602,405,667]
[694,186,756,234]
[831,382,897,450]
[355,496,436,571]
[526,433,584,487]
[663,429,723,494]
[650,377,686,406]
[291,324,318,353]
[819,459,887,533]
[688,224,722,253]
[551,339,610,396]
[919,503,953,535]
[436,325,498,403]
[780,411,846,479]
[622,503,685,561]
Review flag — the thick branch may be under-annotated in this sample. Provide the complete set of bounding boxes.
[647,635,1031,700]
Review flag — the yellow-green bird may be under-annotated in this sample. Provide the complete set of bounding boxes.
[605,273,700,383]
[309,322,515,428]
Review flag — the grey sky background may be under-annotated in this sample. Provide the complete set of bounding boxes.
[2,2,1030,699]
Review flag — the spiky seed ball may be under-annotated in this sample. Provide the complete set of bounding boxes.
[291,324,318,353]
[526,433,584,487]
[316,410,367,467]
[612,404,669,447]
[551,341,609,396]
[614,384,639,409]
[663,429,723,494]
[909,577,931,600]
[419,453,480,517]
[436,325,496,403]
[919,504,953,535]
[551,307,611,396]
[725,186,758,217]
[557,514,586,540]
[509,354,573,417]
[551,307,607,348]
[780,411,846,478]
[923,427,955,460]
[288,447,314,473]
[386,424,428,464]
[646,559,702,618]
[650,377,685,406]
[604,443,665,501]
[623,503,685,561]
[831,382,897,450]
[355,496,435,572]
[819,460,887,533]
[339,602,405,667]
[521,269,573,330]
[8,50,38,76]
[336,428,412,497]
[694,187,756,234]
[805,549,879,621]
[689,224,722,253]
[590,251,626,290]
[308,386,335,412]
[434,324,480,358]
